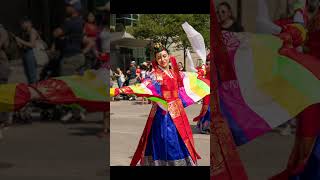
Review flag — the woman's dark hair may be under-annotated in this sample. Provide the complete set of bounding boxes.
[86,12,96,23]
[148,65,153,72]
[218,2,235,20]
[153,43,169,57]
[20,16,32,24]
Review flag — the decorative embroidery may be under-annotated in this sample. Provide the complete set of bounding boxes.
[142,156,196,166]
[168,100,181,119]
[158,65,173,78]
[211,113,245,177]
[222,80,239,90]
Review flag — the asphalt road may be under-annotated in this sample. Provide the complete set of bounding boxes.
[0,113,107,180]
[0,62,108,180]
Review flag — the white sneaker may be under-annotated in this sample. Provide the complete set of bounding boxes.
[61,112,73,122]
[79,112,86,121]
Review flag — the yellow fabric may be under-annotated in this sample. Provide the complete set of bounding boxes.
[0,84,17,112]
[110,88,116,97]
[250,34,318,118]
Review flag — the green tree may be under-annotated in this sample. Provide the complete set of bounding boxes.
[127,14,210,50]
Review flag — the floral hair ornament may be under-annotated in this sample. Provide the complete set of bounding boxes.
[153,42,169,55]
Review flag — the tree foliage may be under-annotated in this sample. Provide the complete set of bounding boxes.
[127,14,210,50]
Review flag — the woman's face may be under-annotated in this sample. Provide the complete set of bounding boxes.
[218,5,232,22]
[88,13,95,23]
[21,21,31,31]
[156,50,169,68]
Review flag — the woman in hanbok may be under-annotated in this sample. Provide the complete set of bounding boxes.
[111,43,210,166]
[193,56,211,134]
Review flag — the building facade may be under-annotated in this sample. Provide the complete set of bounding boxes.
[110,14,139,31]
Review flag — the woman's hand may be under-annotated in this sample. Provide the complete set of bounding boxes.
[15,36,22,43]
[12,36,23,47]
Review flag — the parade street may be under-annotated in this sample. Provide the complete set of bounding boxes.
[110,100,210,166]
[0,113,107,180]
[111,100,295,180]
[239,130,294,180]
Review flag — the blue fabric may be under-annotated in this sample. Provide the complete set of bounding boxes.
[22,49,37,84]
[145,106,191,161]
[153,81,162,97]
[178,93,188,108]
[220,99,249,146]
[117,78,123,88]
[290,136,320,180]
[197,106,211,132]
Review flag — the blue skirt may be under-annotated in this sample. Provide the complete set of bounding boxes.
[197,106,211,134]
[143,107,195,166]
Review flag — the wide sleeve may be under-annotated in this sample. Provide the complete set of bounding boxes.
[178,72,210,108]
[32,69,108,112]
[111,77,162,98]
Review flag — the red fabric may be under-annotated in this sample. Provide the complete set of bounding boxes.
[14,83,31,111]
[305,31,320,59]
[136,68,141,76]
[280,25,304,48]
[84,23,98,38]
[79,101,109,112]
[210,0,248,179]
[98,53,110,62]
[31,79,77,104]
[274,18,293,28]
[271,103,320,179]
[193,95,209,122]
[279,47,320,80]
[197,66,206,78]
[170,56,183,88]
[203,95,210,105]
[130,104,157,166]
[31,79,107,112]
[296,104,320,137]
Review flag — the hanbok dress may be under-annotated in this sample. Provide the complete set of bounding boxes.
[111,57,210,166]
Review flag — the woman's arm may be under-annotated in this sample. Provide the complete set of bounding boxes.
[16,30,37,48]
[110,75,162,99]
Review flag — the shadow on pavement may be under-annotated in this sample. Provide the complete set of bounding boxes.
[68,127,103,136]
[0,162,14,169]
[190,125,209,135]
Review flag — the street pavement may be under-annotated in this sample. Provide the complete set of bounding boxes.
[0,113,107,180]
[239,130,294,180]
[0,61,108,180]
[110,100,210,166]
